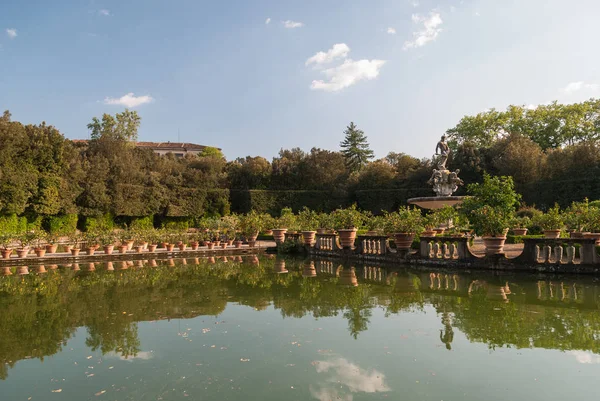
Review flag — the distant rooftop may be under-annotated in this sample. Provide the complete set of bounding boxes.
[72,139,220,151]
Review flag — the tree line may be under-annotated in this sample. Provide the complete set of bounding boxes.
[1,98,600,232]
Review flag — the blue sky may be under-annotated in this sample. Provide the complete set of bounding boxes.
[1,0,599,160]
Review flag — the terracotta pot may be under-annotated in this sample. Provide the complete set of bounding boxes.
[302,261,317,278]
[1,249,13,259]
[365,230,379,236]
[221,242,228,249]
[421,230,437,237]
[570,231,588,239]
[142,242,149,250]
[512,228,528,236]
[584,232,600,245]
[103,245,114,255]
[337,229,357,249]
[247,240,256,248]
[126,240,135,250]
[178,243,187,251]
[16,248,28,258]
[543,229,561,239]
[159,242,167,249]
[264,229,274,236]
[234,240,243,248]
[213,240,221,247]
[118,245,128,254]
[272,229,288,244]
[71,248,81,256]
[393,233,415,251]
[166,244,175,252]
[207,242,215,249]
[17,266,29,275]
[227,240,234,246]
[35,248,46,257]
[148,244,158,252]
[63,244,73,253]
[85,247,96,256]
[190,241,199,250]
[134,245,144,253]
[339,267,358,287]
[433,228,446,235]
[45,244,58,254]
[316,228,327,235]
[482,236,507,255]
[301,231,317,246]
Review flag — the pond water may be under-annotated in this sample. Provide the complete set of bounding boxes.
[1,255,600,401]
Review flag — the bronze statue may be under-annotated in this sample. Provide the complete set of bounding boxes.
[435,135,450,170]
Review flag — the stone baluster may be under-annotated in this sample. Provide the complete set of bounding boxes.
[566,246,576,263]
[581,239,597,264]
[432,242,440,259]
[554,246,563,264]
[534,245,540,262]
[448,243,456,259]
[543,245,552,263]
[442,243,449,259]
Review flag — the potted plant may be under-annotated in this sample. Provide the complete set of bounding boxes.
[16,232,35,258]
[511,216,530,236]
[384,207,424,251]
[564,199,593,238]
[240,211,263,246]
[0,233,15,259]
[428,205,459,235]
[220,215,240,245]
[460,174,520,255]
[331,205,363,249]
[84,231,100,255]
[45,233,59,254]
[69,233,82,256]
[532,204,564,239]
[272,208,296,244]
[421,215,437,237]
[297,207,319,245]
[584,206,600,244]
[365,214,385,236]
[146,229,159,252]
[101,230,116,255]
[317,213,335,234]
[33,231,48,257]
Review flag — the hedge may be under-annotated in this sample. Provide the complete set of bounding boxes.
[43,214,78,235]
[80,213,115,232]
[230,190,348,215]
[353,188,432,214]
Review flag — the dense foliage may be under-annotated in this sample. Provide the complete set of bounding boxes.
[2,98,600,234]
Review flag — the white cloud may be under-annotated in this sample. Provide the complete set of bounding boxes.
[283,20,304,29]
[99,9,110,16]
[306,43,351,67]
[474,11,481,17]
[310,358,390,401]
[265,17,271,24]
[562,81,600,93]
[106,351,154,362]
[387,27,396,35]
[311,59,386,92]
[411,0,420,7]
[568,351,600,364]
[403,12,443,50]
[104,92,154,108]
[6,28,17,39]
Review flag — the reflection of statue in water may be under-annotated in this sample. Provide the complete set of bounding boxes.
[439,312,454,350]
[435,135,450,170]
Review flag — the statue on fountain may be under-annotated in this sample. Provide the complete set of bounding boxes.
[427,135,464,197]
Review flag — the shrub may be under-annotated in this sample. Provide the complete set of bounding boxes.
[532,204,564,230]
[331,205,364,230]
[43,214,78,236]
[384,207,424,234]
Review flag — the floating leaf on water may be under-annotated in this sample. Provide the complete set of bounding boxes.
[95,390,106,396]
[51,389,62,393]
[240,358,250,362]
[86,356,92,359]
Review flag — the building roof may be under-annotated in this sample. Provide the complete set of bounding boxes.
[71,139,219,151]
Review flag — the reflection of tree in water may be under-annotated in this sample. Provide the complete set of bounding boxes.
[3,260,600,379]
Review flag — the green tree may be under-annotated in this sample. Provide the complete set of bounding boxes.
[340,122,374,172]
[87,109,141,142]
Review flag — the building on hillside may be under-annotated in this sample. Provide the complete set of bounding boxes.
[72,140,218,158]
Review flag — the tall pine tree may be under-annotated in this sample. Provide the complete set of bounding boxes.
[340,122,374,172]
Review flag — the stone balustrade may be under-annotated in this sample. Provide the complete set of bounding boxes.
[355,235,389,255]
[314,234,342,252]
[419,236,473,260]
[515,238,598,265]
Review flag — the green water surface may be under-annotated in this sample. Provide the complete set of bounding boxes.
[1,255,600,401]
